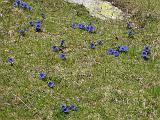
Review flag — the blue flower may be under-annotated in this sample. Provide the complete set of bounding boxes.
[61,40,65,46]
[123,46,128,52]
[97,40,103,45]
[28,6,32,11]
[61,104,69,113]
[141,51,148,58]
[88,22,92,25]
[35,24,41,31]
[7,57,15,63]
[20,2,25,8]
[127,22,132,29]
[48,81,55,88]
[72,24,76,29]
[29,21,34,26]
[117,46,121,50]
[19,29,24,34]
[108,48,114,55]
[13,2,18,8]
[85,26,90,31]
[90,43,95,49]
[113,51,119,57]
[144,46,150,54]
[38,73,46,79]
[36,20,41,24]
[52,45,59,51]
[89,26,94,31]
[36,26,41,31]
[23,2,29,9]
[78,24,85,29]
[70,104,77,111]
[59,53,65,59]
[15,0,21,4]
[118,46,128,52]
[86,25,94,32]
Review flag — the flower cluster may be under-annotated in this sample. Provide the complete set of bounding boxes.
[108,45,128,57]
[90,40,103,49]
[141,46,151,59]
[72,22,95,33]
[52,40,66,60]
[19,19,42,35]
[13,0,32,11]
[61,104,77,113]
[35,20,41,32]
[117,46,128,52]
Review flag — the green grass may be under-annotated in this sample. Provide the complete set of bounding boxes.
[0,0,160,119]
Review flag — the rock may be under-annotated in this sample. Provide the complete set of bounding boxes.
[65,0,124,20]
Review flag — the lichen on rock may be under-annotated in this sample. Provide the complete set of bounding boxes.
[65,0,124,20]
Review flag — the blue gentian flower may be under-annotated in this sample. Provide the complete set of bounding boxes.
[127,22,132,29]
[13,2,18,8]
[97,40,103,45]
[90,43,95,49]
[15,0,21,4]
[35,24,41,32]
[23,2,28,9]
[89,26,94,31]
[72,24,76,29]
[86,25,94,32]
[141,51,148,58]
[61,40,65,46]
[29,21,34,26]
[70,104,77,111]
[117,46,121,50]
[19,29,24,34]
[52,45,59,51]
[20,2,25,8]
[144,46,150,54]
[108,48,114,55]
[59,53,65,59]
[88,22,92,25]
[38,73,46,79]
[85,26,90,31]
[123,46,128,52]
[78,24,85,29]
[48,81,55,88]
[36,26,41,31]
[7,57,15,63]
[113,51,119,57]
[61,104,69,113]
[36,20,41,24]
[118,46,128,52]
[28,6,32,11]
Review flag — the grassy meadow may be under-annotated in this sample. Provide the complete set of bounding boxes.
[0,0,160,119]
